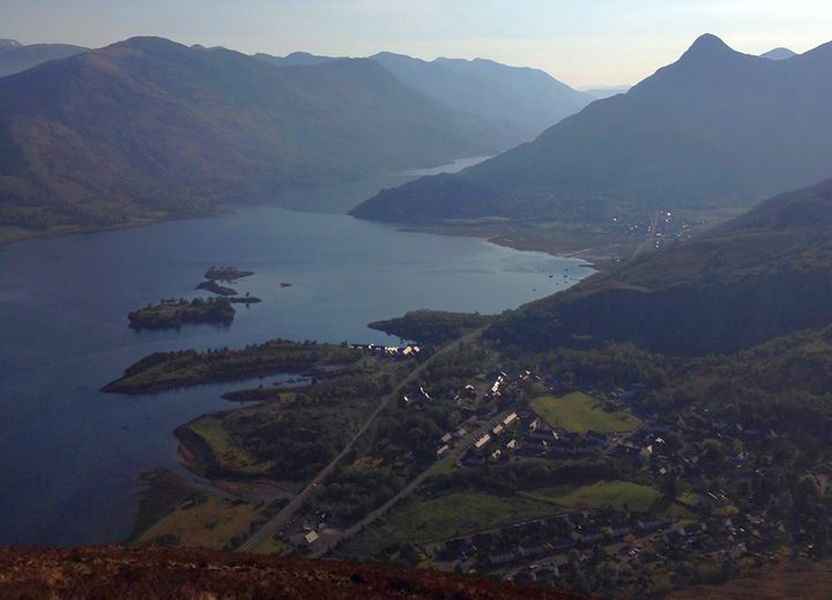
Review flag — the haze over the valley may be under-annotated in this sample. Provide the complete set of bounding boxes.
[5,0,832,87]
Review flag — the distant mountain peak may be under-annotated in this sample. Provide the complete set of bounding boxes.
[761,47,797,60]
[683,33,735,59]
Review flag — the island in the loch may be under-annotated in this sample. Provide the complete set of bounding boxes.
[195,266,256,295]
[205,266,255,282]
[128,297,236,330]
[129,266,263,330]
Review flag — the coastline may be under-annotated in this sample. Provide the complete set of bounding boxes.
[0,209,222,247]
[397,221,640,272]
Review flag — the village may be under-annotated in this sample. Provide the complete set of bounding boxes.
[269,357,825,596]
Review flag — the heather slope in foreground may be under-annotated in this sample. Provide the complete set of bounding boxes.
[0,546,581,600]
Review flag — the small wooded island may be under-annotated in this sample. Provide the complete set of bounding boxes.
[205,266,255,282]
[195,266,254,295]
[128,266,263,330]
[128,297,236,330]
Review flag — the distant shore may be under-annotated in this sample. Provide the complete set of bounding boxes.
[0,209,221,246]
[398,221,631,271]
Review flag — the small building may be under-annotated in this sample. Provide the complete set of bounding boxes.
[440,432,453,444]
[503,412,519,428]
[436,444,450,457]
[474,434,492,452]
[304,531,320,546]
[492,424,505,437]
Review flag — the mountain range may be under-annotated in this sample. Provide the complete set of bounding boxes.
[352,34,832,224]
[255,50,593,143]
[0,39,88,77]
[0,37,516,235]
[370,53,592,143]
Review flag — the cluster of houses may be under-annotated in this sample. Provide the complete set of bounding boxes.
[350,343,422,360]
[466,411,521,464]
[433,511,674,576]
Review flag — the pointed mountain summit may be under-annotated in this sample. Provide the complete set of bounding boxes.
[681,33,736,59]
[352,34,832,225]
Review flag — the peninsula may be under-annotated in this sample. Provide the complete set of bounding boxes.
[101,339,364,394]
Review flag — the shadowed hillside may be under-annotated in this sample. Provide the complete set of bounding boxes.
[0,37,509,238]
[489,177,832,355]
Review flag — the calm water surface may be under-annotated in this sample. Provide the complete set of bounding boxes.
[0,164,592,546]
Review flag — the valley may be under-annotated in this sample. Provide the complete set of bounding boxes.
[0,194,591,548]
[3,15,832,600]
[102,178,832,598]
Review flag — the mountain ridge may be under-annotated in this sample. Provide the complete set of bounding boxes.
[0,36,511,238]
[0,40,88,77]
[351,34,832,225]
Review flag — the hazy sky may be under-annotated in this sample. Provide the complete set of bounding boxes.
[4,0,832,87]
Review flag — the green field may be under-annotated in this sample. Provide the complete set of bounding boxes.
[381,492,564,543]
[189,415,273,475]
[529,391,641,433]
[524,480,660,512]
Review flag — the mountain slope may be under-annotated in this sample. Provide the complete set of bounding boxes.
[353,34,832,224]
[0,41,88,77]
[371,52,592,143]
[0,546,580,600]
[0,37,509,235]
[489,177,832,355]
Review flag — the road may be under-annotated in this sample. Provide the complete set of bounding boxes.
[308,411,505,558]
[238,328,485,553]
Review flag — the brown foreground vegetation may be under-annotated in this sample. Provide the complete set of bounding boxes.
[0,546,583,600]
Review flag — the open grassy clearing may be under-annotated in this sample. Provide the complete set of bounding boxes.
[529,391,641,433]
[522,480,660,512]
[137,495,263,550]
[189,414,273,475]
[379,492,564,543]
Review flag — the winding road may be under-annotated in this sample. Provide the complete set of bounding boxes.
[239,328,485,552]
